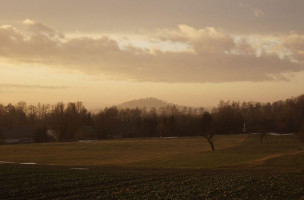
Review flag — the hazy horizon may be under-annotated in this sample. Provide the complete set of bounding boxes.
[1,0,304,108]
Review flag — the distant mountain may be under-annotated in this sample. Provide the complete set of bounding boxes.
[117,97,177,110]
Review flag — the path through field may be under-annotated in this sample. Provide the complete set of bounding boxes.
[251,151,304,164]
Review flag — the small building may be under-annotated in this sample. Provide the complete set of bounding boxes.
[47,129,60,141]
[1,127,34,144]
[242,123,247,133]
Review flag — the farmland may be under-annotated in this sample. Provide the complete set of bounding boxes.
[1,165,304,200]
[1,134,304,199]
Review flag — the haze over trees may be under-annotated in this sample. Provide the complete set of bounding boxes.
[1,94,304,143]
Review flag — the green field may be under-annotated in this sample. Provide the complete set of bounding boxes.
[1,134,304,199]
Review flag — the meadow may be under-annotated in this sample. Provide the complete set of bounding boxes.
[0,134,303,168]
[1,134,304,199]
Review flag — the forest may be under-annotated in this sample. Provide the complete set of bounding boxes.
[1,94,304,143]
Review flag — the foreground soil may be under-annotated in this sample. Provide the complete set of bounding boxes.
[0,164,303,200]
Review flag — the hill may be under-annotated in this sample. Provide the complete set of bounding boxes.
[117,97,177,110]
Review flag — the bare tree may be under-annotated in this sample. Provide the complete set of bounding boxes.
[259,133,267,144]
[201,112,215,151]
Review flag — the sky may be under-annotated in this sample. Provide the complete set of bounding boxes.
[1,0,304,109]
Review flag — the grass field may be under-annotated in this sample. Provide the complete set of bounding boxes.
[1,134,304,199]
[0,134,303,168]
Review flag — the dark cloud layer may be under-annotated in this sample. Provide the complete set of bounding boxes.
[0,20,303,83]
[1,0,304,34]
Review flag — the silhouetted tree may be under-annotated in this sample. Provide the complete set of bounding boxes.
[2,93,304,142]
[201,112,215,151]
[259,133,267,144]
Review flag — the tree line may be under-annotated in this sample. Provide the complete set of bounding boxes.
[1,94,304,143]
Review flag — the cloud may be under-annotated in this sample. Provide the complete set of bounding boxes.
[0,20,303,83]
[0,83,69,90]
[156,25,235,53]
[253,9,264,18]
[283,33,304,62]
[239,2,264,18]
[23,19,64,38]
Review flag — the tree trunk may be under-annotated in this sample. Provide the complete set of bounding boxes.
[208,138,215,151]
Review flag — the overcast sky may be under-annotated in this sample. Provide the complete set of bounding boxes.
[1,0,304,108]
